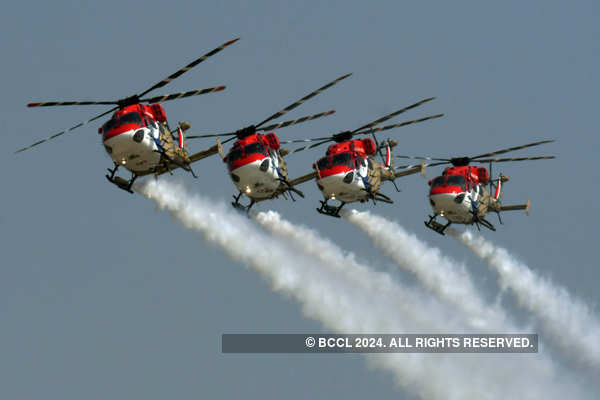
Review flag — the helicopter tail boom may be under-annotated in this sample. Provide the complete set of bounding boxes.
[499,198,530,216]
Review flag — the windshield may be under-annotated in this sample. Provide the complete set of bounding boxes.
[331,152,354,168]
[446,175,466,190]
[227,147,243,166]
[102,117,117,133]
[244,142,268,156]
[431,176,445,188]
[119,112,142,126]
[316,157,329,170]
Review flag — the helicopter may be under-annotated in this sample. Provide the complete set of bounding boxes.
[286,97,443,217]
[18,38,240,193]
[186,73,352,212]
[395,140,555,234]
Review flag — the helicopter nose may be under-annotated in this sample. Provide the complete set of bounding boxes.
[430,193,458,210]
[317,172,353,198]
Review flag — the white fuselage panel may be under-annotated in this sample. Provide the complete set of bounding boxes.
[103,127,160,173]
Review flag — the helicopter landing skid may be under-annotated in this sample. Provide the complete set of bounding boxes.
[106,164,137,194]
[231,193,255,215]
[316,200,345,218]
[106,175,137,194]
[424,215,451,235]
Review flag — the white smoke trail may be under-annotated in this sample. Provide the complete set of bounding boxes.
[451,229,600,369]
[254,210,464,331]
[343,209,509,331]
[135,179,586,400]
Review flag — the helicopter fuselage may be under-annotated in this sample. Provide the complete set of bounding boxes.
[100,103,186,175]
[225,133,289,200]
[316,154,379,203]
[315,138,392,204]
[102,122,161,173]
[428,166,499,225]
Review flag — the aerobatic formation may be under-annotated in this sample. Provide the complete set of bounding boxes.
[20,37,600,400]
[19,37,555,235]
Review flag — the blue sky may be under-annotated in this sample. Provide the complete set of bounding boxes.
[2,1,598,399]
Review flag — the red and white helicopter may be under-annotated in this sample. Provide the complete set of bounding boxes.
[186,73,351,212]
[18,38,239,193]
[396,140,555,234]
[287,97,443,217]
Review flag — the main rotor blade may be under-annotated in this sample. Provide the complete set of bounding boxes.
[140,86,226,103]
[258,110,335,131]
[351,97,435,133]
[15,106,118,153]
[396,161,448,169]
[471,139,555,160]
[138,38,240,98]
[355,113,444,135]
[255,73,352,129]
[291,138,332,154]
[396,155,449,162]
[474,156,556,163]
[279,136,333,144]
[28,101,117,107]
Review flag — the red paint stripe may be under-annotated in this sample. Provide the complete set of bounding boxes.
[430,186,464,195]
[228,153,266,171]
[318,165,352,178]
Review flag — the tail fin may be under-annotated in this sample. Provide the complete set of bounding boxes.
[385,143,392,168]
[494,177,501,200]
[177,127,184,149]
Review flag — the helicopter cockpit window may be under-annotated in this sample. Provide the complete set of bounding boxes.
[447,175,466,190]
[331,153,354,169]
[227,148,243,166]
[355,155,365,167]
[316,157,330,170]
[102,117,117,133]
[431,176,445,188]
[244,142,268,156]
[119,112,143,126]
[143,116,156,128]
